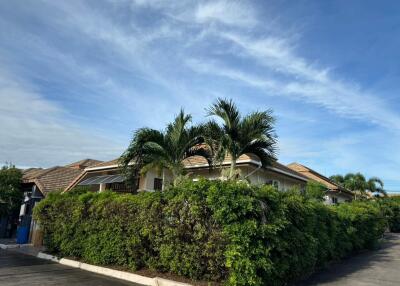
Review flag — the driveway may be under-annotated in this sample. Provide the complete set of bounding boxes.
[0,249,142,286]
[297,233,400,286]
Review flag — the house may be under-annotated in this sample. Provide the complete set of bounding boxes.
[19,159,101,244]
[287,162,353,204]
[65,154,309,193]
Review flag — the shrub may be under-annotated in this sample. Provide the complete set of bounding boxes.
[34,180,388,286]
[378,196,400,232]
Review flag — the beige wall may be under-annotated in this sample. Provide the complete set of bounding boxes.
[76,165,306,193]
[188,164,307,191]
[138,169,173,191]
[324,192,352,205]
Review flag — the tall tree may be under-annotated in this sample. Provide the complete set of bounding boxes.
[0,164,23,216]
[367,177,387,197]
[329,174,345,185]
[205,98,277,179]
[120,109,211,187]
[330,173,387,199]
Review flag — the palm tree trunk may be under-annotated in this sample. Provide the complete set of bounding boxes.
[162,169,165,191]
[229,158,237,179]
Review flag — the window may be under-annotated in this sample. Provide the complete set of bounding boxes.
[106,181,138,193]
[154,178,163,191]
[332,197,338,204]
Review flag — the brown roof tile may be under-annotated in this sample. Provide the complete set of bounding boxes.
[287,162,353,195]
[22,168,45,180]
[33,167,83,195]
[22,158,101,195]
[87,158,120,169]
[65,159,103,169]
[183,154,309,181]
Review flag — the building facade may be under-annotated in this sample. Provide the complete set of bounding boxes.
[287,162,353,204]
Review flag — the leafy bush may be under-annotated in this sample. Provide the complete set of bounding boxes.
[0,164,23,216]
[34,180,388,286]
[378,196,400,232]
[303,181,327,202]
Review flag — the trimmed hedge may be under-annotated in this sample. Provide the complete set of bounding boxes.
[34,180,387,285]
[378,196,400,232]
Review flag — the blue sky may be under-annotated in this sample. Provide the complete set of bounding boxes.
[1,0,400,192]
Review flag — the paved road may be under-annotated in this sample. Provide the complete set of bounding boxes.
[297,233,400,286]
[0,249,142,286]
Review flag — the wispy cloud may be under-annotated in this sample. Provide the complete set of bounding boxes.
[186,29,400,129]
[0,70,124,167]
[1,0,399,190]
[194,0,257,27]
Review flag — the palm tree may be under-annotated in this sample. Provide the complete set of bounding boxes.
[367,177,387,197]
[330,173,387,199]
[205,98,277,179]
[329,174,345,185]
[344,173,368,199]
[120,109,211,187]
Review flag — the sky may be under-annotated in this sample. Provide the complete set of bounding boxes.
[1,0,400,192]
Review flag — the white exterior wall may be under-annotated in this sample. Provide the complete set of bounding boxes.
[245,167,306,191]
[187,165,306,191]
[324,192,352,205]
[139,169,173,191]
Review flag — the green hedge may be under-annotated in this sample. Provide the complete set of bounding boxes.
[378,196,400,232]
[34,180,387,286]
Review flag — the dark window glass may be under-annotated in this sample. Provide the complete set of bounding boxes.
[154,178,163,191]
[106,180,138,193]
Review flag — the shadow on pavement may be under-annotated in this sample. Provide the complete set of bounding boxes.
[295,233,400,286]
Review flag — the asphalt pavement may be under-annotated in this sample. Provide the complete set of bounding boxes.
[297,233,400,286]
[0,249,142,286]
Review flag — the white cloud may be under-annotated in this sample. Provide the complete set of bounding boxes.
[2,0,400,187]
[186,30,400,130]
[195,0,257,27]
[0,71,124,167]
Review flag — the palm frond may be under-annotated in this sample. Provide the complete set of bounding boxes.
[241,139,277,167]
[239,110,276,142]
[186,145,214,168]
[207,98,240,136]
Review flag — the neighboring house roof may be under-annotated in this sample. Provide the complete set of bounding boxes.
[22,158,102,196]
[287,162,353,196]
[64,159,120,192]
[22,168,46,180]
[65,159,103,169]
[86,158,120,170]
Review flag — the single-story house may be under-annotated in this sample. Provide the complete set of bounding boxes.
[287,162,353,204]
[65,154,309,193]
[19,159,101,244]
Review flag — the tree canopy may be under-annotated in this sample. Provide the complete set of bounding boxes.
[120,109,211,186]
[0,164,23,216]
[205,98,277,179]
[330,172,387,199]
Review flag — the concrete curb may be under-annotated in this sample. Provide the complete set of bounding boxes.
[0,243,32,250]
[37,252,192,286]
[37,252,60,262]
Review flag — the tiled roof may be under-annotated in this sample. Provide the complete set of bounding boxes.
[87,158,120,169]
[65,159,103,169]
[287,162,353,195]
[182,153,258,167]
[270,161,309,181]
[22,158,101,195]
[23,166,83,195]
[22,168,46,180]
[183,153,309,181]
[80,154,308,182]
